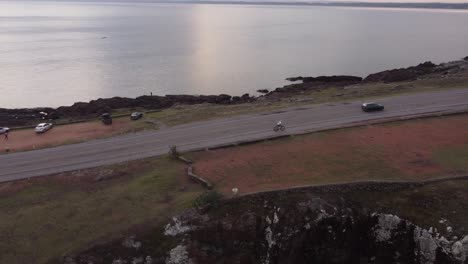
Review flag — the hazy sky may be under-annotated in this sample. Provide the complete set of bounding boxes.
[171,0,468,5]
[25,0,468,4]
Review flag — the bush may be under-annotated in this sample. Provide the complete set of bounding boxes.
[193,191,223,210]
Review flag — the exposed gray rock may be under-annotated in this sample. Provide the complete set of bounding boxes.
[164,200,466,264]
[164,217,192,237]
[122,236,142,249]
[373,214,402,242]
[67,195,467,264]
[144,256,154,264]
[166,245,193,264]
[451,236,468,263]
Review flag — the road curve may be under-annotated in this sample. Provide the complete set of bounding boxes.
[1,89,468,182]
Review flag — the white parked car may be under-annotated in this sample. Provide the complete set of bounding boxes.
[35,123,53,133]
[130,112,143,120]
[0,127,9,134]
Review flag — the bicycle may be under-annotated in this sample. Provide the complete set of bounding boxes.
[273,124,286,132]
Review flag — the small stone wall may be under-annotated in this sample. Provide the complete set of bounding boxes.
[173,150,212,190]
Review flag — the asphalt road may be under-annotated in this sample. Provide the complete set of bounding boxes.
[1,89,468,182]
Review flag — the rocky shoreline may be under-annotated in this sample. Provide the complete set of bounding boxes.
[0,93,256,127]
[264,59,467,98]
[1,57,467,127]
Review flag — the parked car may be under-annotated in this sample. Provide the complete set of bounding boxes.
[361,102,384,112]
[130,112,143,120]
[0,127,9,134]
[35,123,53,133]
[100,113,112,125]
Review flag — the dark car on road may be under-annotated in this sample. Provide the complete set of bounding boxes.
[362,102,384,112]
[130,112,143,120]
[100,113,112,125]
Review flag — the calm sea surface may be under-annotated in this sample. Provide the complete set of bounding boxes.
[1,1,468,108]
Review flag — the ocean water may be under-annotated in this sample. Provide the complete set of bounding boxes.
[1,1,468,108]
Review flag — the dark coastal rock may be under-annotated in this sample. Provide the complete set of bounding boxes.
[364,69,418,83]
[265,75,362,99]
[464,56,468,61]
[256,89,269,94]
[364,61,436,83]
[0,107,57,126]
[286,75,363,83]
[417,61,437,68]
[231,96,241,103]
[264,75,363,99]
[285,76,303,82]
[241,93,251,100]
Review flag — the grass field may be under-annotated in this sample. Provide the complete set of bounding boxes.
[0,156,203,264]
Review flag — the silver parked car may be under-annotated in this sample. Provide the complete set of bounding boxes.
[35,123,53,133]
[130,112,143,120]
[0,127,10,134]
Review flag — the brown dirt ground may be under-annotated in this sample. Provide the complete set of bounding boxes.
[191,114,468,195]
[0,119,135,152]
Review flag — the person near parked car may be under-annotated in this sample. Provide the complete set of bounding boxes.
[4,131,8,141]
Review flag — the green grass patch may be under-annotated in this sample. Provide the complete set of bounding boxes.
[433,143,468,173]
[0,156,203,264]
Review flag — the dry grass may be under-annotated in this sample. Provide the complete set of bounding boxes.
[188,114,468,195]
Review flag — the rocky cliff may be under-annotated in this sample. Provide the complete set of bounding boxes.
[66,195,468,264]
